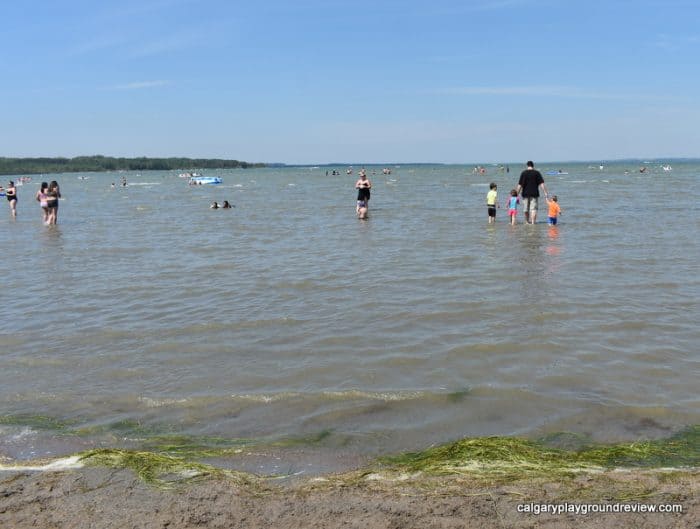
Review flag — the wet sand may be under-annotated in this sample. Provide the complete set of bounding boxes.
[1,466,697,528]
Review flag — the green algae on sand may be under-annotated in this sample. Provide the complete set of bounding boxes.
[380,426,700,480]
[79,449,258,489]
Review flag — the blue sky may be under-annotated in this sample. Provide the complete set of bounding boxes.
[2,0,698,164]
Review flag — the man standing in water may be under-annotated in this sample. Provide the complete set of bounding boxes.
[516,161,548,224]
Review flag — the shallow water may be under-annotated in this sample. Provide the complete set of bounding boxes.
[0,163,698,473]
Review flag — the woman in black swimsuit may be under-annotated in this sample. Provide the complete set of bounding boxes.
[355,173,371,214]
[46,180,61,225]
[6,181,17,218]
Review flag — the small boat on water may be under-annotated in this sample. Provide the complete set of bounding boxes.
[546,170,569,176]
[179,172,202,178]
[189,176,222,185]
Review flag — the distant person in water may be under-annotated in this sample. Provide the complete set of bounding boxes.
[546,195,562,225]
[6,181,17,218]
[486,182,498,223]
[355,172,371,213]
[46,180,61,225]
[222,200,233,209]
[516,161,548,224]
[210,201,220,209]
[35,182,50,224]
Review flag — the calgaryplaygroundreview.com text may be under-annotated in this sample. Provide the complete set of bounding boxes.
[517,502,684,516]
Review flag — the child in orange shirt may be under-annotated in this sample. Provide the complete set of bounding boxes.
[546,195,562,225]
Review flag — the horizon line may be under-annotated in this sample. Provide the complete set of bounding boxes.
[2,155,697,166]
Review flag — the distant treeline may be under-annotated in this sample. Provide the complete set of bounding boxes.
[0,156,265,175]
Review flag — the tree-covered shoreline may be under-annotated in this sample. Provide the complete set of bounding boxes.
[0,156,265,175]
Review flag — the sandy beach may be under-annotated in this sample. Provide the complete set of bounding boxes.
[1,459,697,529]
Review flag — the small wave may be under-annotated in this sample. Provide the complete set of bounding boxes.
[138,397,190,408]
[323,390,427,401]
[126,182,162,186]
[235,393,298,403]
[231,390,429,403]
[10,427,37,441]
[0,426,37,441]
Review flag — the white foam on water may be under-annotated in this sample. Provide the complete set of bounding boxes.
[234,393,297,403]
[0,455,84,472]
[9,427,36,441]
[138,396,190,408]
[323,390,426,401]
[230,390,427,403]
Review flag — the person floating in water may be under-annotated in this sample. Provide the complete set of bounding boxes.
[210,201,220,209]
[222,200,233,209]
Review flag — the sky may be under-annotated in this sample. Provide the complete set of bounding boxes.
[1,0,699,164]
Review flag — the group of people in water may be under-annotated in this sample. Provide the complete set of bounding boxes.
[486,161,562,225]
[1,180,62,224]
[353,161,562,225]
[4,162,562,228]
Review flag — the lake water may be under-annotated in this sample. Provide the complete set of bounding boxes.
[0,163,698,474]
